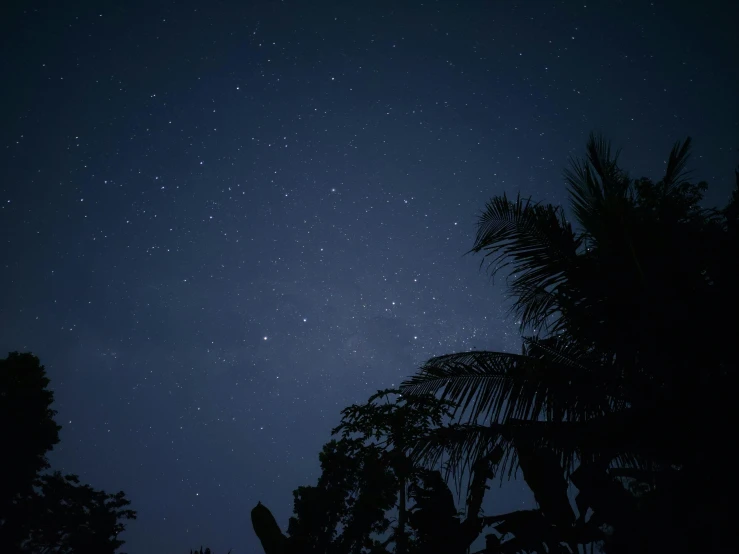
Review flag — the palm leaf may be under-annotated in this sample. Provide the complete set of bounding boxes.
[400,351,544,426]
[509,281,563,337]
[410,412,651,489]
[409,423,513,485]
[401,341,620,429]
[521,335,589,368]
[584,132,624,191]
[662,137,692,187]
[469,193,581,333]
[563,132,632,244]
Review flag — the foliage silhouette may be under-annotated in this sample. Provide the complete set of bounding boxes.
[251,389,508,554]
[243,134,739,554]
[19,471,136,554]
[477,440,610,553]
[399,135,738,553]
[252,500,290,554]
[0,352,137,553]
[0,351,61,547]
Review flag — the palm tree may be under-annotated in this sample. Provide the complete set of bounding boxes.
[400,134,738,553]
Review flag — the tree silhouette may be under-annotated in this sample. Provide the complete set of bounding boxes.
[0,352,137,553]
[20,471,136,554]
[400,134,738,553]
[0,352,61,546]
[251,389,506,554]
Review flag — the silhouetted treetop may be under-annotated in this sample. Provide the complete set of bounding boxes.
[0,351,136,554]
[0,352,61,501]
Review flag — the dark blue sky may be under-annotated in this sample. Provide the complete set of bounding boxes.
[1,1,737,552]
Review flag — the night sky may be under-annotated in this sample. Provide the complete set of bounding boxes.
[1,1,737,552]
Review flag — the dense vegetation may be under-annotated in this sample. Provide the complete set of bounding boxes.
[251,134,738,554]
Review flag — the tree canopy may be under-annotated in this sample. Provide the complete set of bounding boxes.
[0,352,137,554]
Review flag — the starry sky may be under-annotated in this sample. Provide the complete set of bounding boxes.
[1,1,737,552]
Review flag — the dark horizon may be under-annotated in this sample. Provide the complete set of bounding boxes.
[1,1,737,552]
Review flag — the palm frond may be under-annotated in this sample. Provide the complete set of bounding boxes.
[508,282,562,336]
[468,193,581,333]
[584,132,623,189]
[563,157,603,236]
[409,423,515,485]
[400,351,545,425]
[411,414,651,493]
[521,336,587,369]
[401,342,621,428]
[662,137,692,187]
[563,132,631,240]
